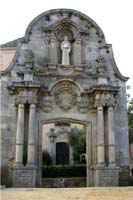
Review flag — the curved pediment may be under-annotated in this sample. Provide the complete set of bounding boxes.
[1,9,128,82]
[25,9,105,42]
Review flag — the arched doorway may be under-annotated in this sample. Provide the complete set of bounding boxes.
[39,119,91,188]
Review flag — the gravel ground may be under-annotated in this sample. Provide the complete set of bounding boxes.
[1,187,133,200]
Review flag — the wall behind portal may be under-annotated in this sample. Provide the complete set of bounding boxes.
[0,47,16,71]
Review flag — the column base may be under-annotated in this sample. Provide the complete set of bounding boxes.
[92,165,119,187]
[108,163,116,167]
[96,163,105,167]
[12,165,37,187]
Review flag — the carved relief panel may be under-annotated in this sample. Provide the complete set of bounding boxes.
[52,81,77,111]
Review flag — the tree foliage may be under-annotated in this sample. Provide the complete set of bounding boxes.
[128,99,133,143]
[68,127,86,163]
[42,150,52,165]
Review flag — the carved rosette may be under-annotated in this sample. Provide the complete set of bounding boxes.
[53,82,77,111]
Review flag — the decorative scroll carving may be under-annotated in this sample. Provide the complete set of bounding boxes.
[96,56,106,76]
[53,81,77,110]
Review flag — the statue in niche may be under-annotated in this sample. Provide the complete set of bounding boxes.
[61,36,71,65]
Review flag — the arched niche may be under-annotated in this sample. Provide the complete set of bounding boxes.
[53,20,82,65]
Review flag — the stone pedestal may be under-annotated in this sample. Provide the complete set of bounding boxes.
[93,166,119,186]
[12,165,37,187]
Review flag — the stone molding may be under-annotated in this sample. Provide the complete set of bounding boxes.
[9,82,41,105]
[94,92,116,108]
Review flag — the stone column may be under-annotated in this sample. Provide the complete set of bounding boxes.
[86,123,92,187]
[44,34,49,60]
[49,33,57,64]
[97,106,105,166]
[74,37,81,65]
[27,104,36,165]
[107,106,116,166]
[15,104,24,165]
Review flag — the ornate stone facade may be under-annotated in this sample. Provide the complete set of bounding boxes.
[1,9,129,187]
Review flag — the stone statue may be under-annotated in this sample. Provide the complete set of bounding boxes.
[61,36,71,65]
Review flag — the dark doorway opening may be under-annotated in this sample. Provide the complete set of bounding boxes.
[56,142,69,165]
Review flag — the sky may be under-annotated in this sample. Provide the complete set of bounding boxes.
[0,0,133,100]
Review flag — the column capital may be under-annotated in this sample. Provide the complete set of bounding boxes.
[28,97,38,105]
[108,106,114,111]
[29,103,36,108]
[18,103,24,108]
[75,38,82,43]
[50,33,56,41]
[94,93,105,107]
[97,105,104,111]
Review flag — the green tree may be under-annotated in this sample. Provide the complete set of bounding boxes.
[42,150,52,166]
[68,127,86,163]
[128,99,133,143]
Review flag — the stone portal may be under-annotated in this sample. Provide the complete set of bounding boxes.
[1,9,130,188]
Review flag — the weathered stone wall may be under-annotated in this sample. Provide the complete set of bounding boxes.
[1,47,16,71]
[1,77,16,165]
[115,82,129,167]
[1,76,16,185]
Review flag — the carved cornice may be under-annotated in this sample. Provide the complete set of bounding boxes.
[8,82,41,105]
[94,93,115,107]
[89,85,120,94]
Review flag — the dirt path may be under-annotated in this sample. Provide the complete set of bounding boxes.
[1,187,133,200]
